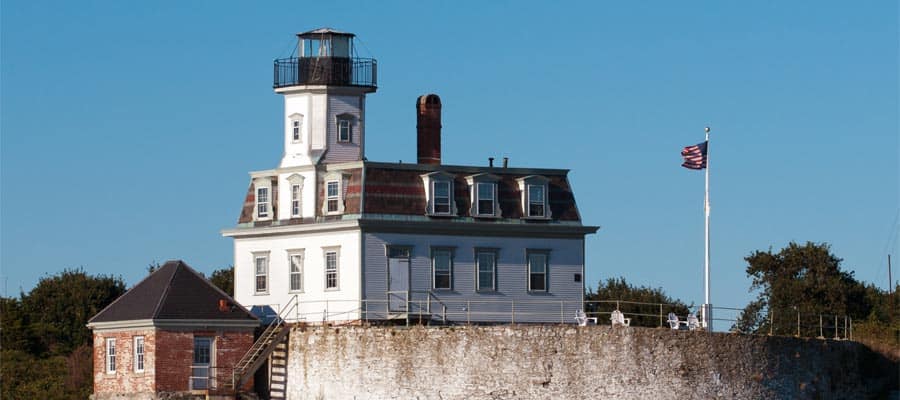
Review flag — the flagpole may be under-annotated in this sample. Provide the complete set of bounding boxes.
[703,126,712,330]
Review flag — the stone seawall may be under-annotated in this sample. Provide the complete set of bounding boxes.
[286,325,896,400]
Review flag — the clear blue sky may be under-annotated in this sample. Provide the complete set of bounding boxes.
[2,1,898,319]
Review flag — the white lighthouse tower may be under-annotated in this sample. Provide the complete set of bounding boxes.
[274,28,377,168]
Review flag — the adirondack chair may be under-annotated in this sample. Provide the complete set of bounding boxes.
[610,310,631,327]
[575,309,598,326]
[667,312,681,329]
[687,313,700,331]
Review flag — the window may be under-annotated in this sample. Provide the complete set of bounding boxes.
[191,337,212,390]
[105,338,116,373]
[338,118,351,142]
[528,252,548,292]
[527,184,545,217]
[134,336,145,372]
[289,252,303,292]
[257,187,269,218]
[325,250,339,289]
[433,181,451,215]
[289,113,304,142]
[432,248,453,290]
[476,182,495,216]
[254,254,268,293]
[326,181,340,213]
[291,184,301,217]
[476,250,496,291]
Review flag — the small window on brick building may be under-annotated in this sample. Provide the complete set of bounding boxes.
[134,336,145,372]
[106,338,116,373]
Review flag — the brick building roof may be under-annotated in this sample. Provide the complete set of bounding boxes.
[88,260,257,324]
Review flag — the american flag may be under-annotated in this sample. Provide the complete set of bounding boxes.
[681,141,708,170]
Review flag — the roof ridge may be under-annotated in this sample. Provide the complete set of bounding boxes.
[150,261,180,319]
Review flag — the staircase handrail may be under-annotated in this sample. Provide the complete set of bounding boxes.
[230,295,299,390]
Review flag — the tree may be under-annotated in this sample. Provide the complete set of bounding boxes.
[210,265,234,297]
[21,268,126,356]
[734,242,875,335]
[585,277,691,327]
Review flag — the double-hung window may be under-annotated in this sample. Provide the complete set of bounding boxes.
[105,338,116,373]
[432,248,453,290]
[325,250,339,290]
[292,120,301,141]
[433,181,451,215]
[475,250,497,291]
[256,187,269,219]
[326,181,340,213]
[291,184,301,217]
[134,336,145,372]
[290,114,303,142]
[254,254,268,293]
[527,252,548,292]
[289,252,303,292]
[337,118,351,142]
[527,184,545,218]
[476,183,495,216]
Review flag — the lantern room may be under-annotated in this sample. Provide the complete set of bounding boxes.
[274,28,377,89]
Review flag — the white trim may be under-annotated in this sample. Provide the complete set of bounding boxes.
[88,319,259,331]
[287,249,305,293]
[105,337,116,374]
[133,336,145,373]
[222,219,362,238]
[323,247,340,291]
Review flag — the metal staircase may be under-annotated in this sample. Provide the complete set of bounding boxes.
[225,295,298,393]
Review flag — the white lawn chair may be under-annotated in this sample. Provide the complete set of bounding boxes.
[610,310,631,327]
[575,309,598,326]
[667,312,680,330]
[687,313,700,331]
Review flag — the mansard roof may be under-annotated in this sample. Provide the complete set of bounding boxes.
[88,260,257,325]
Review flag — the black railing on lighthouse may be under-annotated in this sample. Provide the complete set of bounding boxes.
[273,57,377,88]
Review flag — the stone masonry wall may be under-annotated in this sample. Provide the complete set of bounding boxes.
[93,329,156,396]
[286,325,896,400]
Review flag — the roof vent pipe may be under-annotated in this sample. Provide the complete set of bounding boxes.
[416,94,442,165]
[489,157,494,167]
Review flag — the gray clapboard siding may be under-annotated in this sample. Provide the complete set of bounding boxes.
[324,95,362,163]
[363,232,585,323]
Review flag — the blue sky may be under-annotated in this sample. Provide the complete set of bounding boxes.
[2,1,898,319]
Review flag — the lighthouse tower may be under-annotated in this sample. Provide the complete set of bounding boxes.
[274,28,377,167]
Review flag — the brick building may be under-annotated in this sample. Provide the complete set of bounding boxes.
[87,260,259,399]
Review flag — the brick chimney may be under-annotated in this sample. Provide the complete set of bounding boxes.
[416,94,441,165]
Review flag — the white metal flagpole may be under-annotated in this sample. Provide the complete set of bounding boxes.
[703,126,712,330]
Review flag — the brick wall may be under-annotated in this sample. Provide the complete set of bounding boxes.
[286,325,897,400]
[92,329,156,395]
[93,328,254,398]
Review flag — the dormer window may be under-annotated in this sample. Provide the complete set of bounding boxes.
[434,181,451,214]
[291,184,301,217]
[292,121,301,141]
[466,173,501,218]
[337,118,352,142]
[257,187,270,218]
[286,173,304,219]
[326,181,340,213]
[421,171,457,216]
[517,175,551,220]
[527,184,545,217]
[477,183,495,216]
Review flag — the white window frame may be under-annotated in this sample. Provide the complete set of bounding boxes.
[326,180,340,214]
[133,336,145,372]
[475,249,497,292]
[431,247,453,290]
[527,184,546,218]
[291,116,303,142]
[253,253,269,294]
[324,247,340,290]
[106,338,116,374]
[288,250,304,293]
[337,118,351,143]
[256,187,270,219]
[432,180,452,215]
[527,251,549,293]
[476,182,496,216]
[291,184,302,218]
